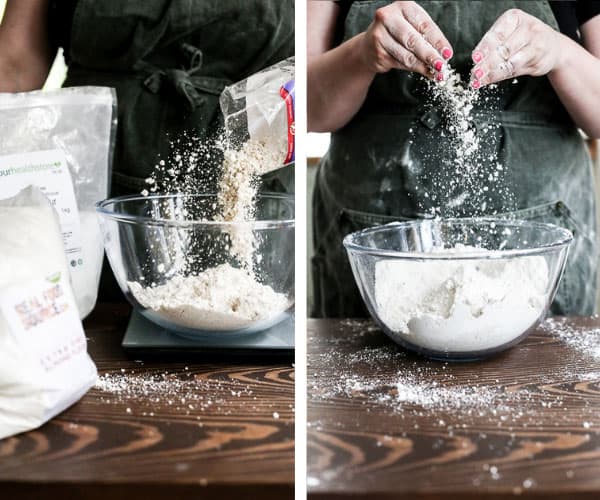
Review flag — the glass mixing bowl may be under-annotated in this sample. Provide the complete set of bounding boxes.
[96,193,294,337]
[343,219,572,361]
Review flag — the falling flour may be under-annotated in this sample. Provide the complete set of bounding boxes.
[375,246,549,353]
[129,263,289,331]
[218,138,285,222]
[413,65,512,216]
[434,66,482,169]
[217,137,287,270]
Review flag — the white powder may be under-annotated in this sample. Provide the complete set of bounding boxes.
[541,317,600,359]
[375,246,549,353]
[217,138,286,271]
[218,138,285,222]
[415,66,512,217]
[128,263,289,331]
[434,67,481,169]
[0,207,68,289]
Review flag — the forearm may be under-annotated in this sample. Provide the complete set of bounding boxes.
[548,34,600,138]
[0,0,53,92]
[308,33,377,132]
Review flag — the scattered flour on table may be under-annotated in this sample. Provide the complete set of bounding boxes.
[311,347,508,414]
[129,263,289,331]
[375,245,549,353]
[309,321,599,496]
[309,320,600,425]
[95,367,292,419]
[541,317,600,359]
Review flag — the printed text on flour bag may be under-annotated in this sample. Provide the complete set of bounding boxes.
[0,275,86,373]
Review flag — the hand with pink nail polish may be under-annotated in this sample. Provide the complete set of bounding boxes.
[470,8,563,88]
[358,1,453,79]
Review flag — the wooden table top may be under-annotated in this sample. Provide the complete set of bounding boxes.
[308,317,600,500]
[0,304,294,500]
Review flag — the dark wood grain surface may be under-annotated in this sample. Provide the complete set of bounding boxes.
[0,304,294,500]
[308,317,600,499]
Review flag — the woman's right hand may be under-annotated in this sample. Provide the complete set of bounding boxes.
[359,1,453,80]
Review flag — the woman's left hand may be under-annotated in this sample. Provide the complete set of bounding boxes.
[470,8,563,89]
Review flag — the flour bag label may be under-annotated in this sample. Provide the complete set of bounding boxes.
[0,273,87,376]
[0,149,83,268]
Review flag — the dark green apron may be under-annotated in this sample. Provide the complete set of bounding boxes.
[62,0,294,300]
[312,0,598,317]
[64,0,295,196]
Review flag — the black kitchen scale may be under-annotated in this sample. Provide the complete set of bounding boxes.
[122,310,294,359]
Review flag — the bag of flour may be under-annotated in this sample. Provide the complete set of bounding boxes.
[220,57,295,170]
[0,86,117,319]
[0,187,97,440]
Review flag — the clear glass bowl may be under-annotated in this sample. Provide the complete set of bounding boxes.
[343,219,572,361]
[96,193,294,337]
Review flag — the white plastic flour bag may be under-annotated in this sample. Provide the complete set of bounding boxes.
[220,57,295,169]
[0,86,117,319]
[0,187,97,440]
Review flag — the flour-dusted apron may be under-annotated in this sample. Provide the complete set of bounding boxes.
[63,0,295,196]
[312,0,597,317]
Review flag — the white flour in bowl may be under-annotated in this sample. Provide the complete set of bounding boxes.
[132,134,291,333]
[128,263,289,331]
[375,246,549,353]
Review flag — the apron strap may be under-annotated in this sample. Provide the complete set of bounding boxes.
[140,43,231,111]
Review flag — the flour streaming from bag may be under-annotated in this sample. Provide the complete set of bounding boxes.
[217,138,287,269]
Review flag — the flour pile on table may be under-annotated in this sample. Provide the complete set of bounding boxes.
[375,245,549,353]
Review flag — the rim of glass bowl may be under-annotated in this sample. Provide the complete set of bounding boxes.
[96,192,295,229]
[342,217,573,260]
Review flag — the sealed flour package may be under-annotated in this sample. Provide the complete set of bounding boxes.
[0,187,97,440]
[220,57,295,170]
[0,87,117,319]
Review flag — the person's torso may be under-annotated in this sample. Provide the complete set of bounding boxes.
[322,0,588,220]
